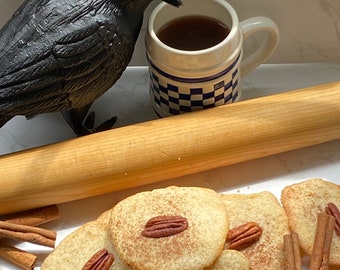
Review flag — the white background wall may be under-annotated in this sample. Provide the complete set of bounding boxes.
[1,0,340,65]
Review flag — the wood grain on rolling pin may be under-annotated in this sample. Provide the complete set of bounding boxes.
[1,81,340,215]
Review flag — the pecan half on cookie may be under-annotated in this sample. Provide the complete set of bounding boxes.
[82,249,114,270]
[142,215,188,238]
[226,222,262,250]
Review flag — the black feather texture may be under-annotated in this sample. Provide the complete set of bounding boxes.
[0,0,177,135]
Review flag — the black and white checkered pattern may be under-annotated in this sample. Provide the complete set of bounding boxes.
[150,67,240,115]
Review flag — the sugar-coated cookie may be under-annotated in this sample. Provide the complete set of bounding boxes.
[206,249,250,270]
[109,186,229,270]
[222,191,290,270]
[41,210,131,270]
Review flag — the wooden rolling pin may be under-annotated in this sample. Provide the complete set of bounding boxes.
[1,81,340,215]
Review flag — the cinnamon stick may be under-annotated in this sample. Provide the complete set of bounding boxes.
[0,205,59,269]
[2,205,59,227]
[283,232,301,270]
[326,203,340,236]
[283,234,294,270]
[310,212,335,270]
[0,242,37,270]
[0,220,56,248]
[321,215,335,270]
[291,232,301,270]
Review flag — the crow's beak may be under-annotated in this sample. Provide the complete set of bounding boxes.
[163,0,182,8]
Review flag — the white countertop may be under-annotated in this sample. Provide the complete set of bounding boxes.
[1,64,340,269]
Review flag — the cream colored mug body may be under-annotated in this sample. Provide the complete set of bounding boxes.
[146,0,279,117]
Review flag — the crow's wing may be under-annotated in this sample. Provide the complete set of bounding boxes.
[0,0,49,61]
[0,0,134,116]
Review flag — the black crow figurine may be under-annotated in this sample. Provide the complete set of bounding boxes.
[0,0,181,136]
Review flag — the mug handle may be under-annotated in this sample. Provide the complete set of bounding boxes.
[240,16,279,76]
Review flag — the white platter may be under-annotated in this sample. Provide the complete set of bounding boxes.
[1,64,340,269]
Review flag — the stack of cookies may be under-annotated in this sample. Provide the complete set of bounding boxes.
[41,179,340,270]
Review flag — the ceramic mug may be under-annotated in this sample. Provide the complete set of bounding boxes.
[145,0,279,117]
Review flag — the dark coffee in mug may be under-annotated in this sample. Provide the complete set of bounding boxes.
[157,15,230,51]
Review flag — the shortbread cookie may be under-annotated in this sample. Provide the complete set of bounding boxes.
[281,178,340,265]
[222,191,290,270]
[109,186,229,270]
[41,210,131,270]
[206,250,250,270]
